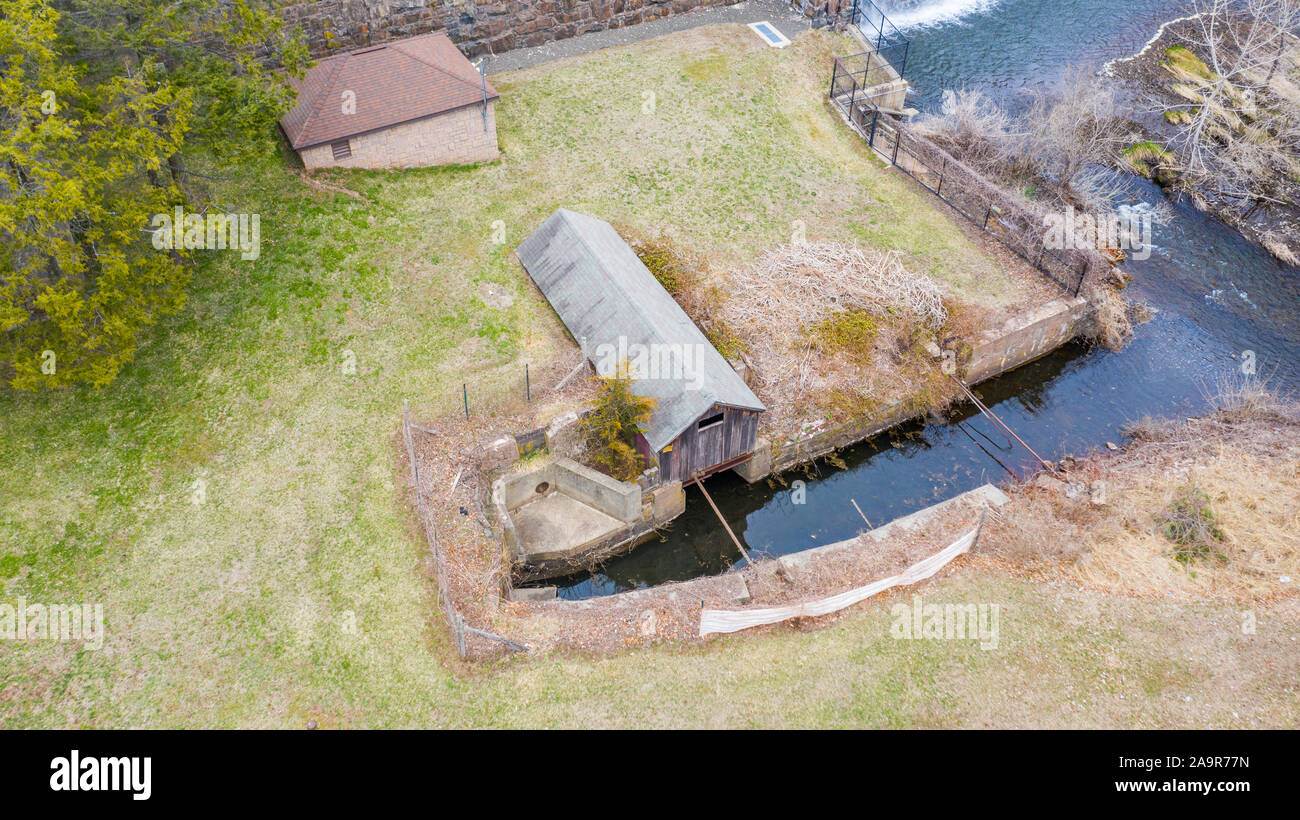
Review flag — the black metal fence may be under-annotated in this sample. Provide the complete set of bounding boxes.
[830,50,905,105]
[829,72,1100,296]
[850,0,910,77]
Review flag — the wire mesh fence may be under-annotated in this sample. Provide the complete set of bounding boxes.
[402,400,527,659]
[829,64,1104,296]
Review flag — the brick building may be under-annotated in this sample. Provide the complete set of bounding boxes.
[280,32,499,170]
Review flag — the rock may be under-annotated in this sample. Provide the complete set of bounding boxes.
[775,556,801,583]
[1035,473,1067,493]
[719,573,752,605]
[1106,441,1119,451]
[480,435,517,473]
[545,410,582,456]
[924,341,943,360]
[637,609,657,637]
[509,586,557,602]
[1089,481,1108,506]
[1065,481,1087,500]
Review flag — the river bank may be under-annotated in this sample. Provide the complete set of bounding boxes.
[1106,13,1300,264]
[441,385,1299,656]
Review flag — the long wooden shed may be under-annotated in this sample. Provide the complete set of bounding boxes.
[517,209,766,483]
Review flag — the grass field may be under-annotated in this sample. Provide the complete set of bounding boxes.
[2,25,1292,728]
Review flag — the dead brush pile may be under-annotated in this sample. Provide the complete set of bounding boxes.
[985,386,1300,603]
[721,242,949,437]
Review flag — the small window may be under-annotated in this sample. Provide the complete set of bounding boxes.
[697,412,724,431]
[331,139,352,160]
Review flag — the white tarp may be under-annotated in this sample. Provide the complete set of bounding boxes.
[699,526,979,637]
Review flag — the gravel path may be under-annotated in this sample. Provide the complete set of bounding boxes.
[480,0,815,75]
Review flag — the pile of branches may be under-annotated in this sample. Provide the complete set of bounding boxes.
[732,242,947,327]
[721,242,947,431]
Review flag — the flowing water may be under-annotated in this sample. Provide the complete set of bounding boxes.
[547,0,1300,598]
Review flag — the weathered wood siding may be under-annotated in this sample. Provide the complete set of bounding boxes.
[656,405,760,483]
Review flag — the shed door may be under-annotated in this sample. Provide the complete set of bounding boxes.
[693,408,728,474]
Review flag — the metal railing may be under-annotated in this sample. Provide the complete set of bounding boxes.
[829,65,1101,296]
[850,0,910,78]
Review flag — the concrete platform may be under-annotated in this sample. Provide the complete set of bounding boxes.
[512,492,625,562]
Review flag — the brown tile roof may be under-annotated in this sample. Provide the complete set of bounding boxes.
[280,32,499,150]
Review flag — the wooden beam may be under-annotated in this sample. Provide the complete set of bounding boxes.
[690,471,755,568]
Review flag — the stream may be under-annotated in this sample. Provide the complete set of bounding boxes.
[548,0,1300,599]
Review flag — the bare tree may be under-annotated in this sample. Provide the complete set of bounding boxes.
[1015,67,1132,211]
[912,88,1015,175]
[1156,0,1300,212]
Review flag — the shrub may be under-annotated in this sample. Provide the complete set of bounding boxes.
[580,361,656,481]
[1157,485,1227,565]
[635,241,689,296]
[810,309,878,364]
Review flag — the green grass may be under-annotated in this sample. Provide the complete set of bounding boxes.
[4,26,1279,728]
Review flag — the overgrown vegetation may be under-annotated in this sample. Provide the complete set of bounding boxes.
[1157,485,1228,566]
[914,72,1134,218]
[579,362,655,481]
[0,0,305,387]
[988,385,1298,602]
[1118,1,1300,262]
[632,237,748,360]
[810,309,879,364]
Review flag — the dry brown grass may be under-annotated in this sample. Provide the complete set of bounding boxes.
[985,389,1300,604]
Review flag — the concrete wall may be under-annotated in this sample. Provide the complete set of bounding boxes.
[499,458,640,523]
[552,458,641,522]
[734,297,1094,483]
[500,463,557,511]
[297,102,498,169]
[966,297,1090,384]
[495,461,684,582]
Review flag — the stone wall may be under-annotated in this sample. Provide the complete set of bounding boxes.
[282,0,743,58]
[297,102,498,169]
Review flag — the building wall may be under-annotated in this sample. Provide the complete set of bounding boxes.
[297,101,498,169]
[657,405,760,483]
[282,0,748,59]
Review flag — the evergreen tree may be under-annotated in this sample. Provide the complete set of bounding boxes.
[0,0,306,388]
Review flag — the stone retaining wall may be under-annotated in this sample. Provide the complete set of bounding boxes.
[283,0,744,58]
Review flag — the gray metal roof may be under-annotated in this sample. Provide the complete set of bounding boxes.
[516,209,765,452]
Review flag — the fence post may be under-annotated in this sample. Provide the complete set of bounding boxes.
[525,363,531,402]
[937,157,947,197]
[983,206,991,228]
[462,384,468,420]
[891,122,901,165]
[867,109,878,150]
